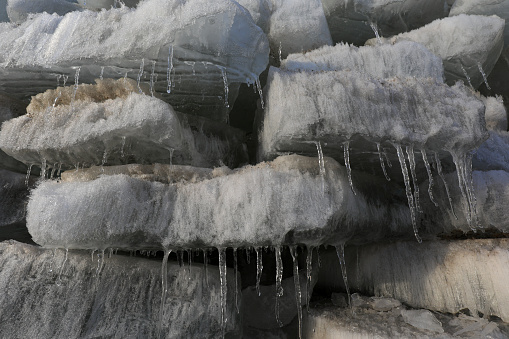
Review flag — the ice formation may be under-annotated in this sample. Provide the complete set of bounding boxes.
[26,155,411,250]
[77,0,140,10]
[482,95,508,131]
[6,0,81,23]
[367,15,505,89]
[321,0,446,46]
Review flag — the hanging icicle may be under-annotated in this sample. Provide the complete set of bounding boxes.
[274,246,284,327]
[290,246,303,339]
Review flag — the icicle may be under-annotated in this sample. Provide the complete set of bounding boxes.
[137,58,145,94]
[120,136,126,158]
[90,249,96,262]
[477,62,491,90]
[376,142,391,181]
[169,148,174,166]
[52,90,62,111]
[56,248,68,286]
[57,163,62,177]
[187,249,192,275]
[255,77,264,109]
[275,246,284,327]
[25,164,32,186]
[395,144,422,243]
[421,149,438,206]
[305,247,313,313]
[71,67,81,110]
[466,153,480,228]
[156,249,171,339]
[166,45,174,94]
[406,145,422,213]
[460,65,473,89]
[99,66,104,80]
[62,75,68,87]
[343,141,355,194]
[49,163,57,179]
[219,67,229,109]
[452,152,479,231]
[233,248,239,314]
[203,249,209,288]
[335,244,351,306]
[40,158,47,179]
[246,247,251,264]
[108,248,113,258]
[314,141,325,176]
[218,248,228,338]
[369,21,382,45]
[290,247,303,339]
[255,247,263,296]
[278,41,282,64]
[150,61,156,97]
[434,153,458,219]
[95,249,105,276]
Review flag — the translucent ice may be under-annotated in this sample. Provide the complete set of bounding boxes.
[400,309,444,333]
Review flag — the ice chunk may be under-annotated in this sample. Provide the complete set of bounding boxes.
[483,95,507,131]
[367,15,505,89]
[258,67,487,166]
[7,0,82,24]
[370,297,401,312]
[281,41,444,80]
[473,131,509,172]
[0,0,269,122]
[450,0,509,46]
[235,0,272,33]
[0,241,240,338]
[321,0,446,46]
[26,155,411,250]
[316,239,509,322]
[0,80,247,170]
[400,309,444,333]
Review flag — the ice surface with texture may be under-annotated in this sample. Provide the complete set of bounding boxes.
[0,79,247,170]
[77,0,140,10]
[26,155,411,250]
[281,41,444,80]
[321,0,446,46]
[0,241,240,338]
[6,0,81,23]
[367,15,505,89]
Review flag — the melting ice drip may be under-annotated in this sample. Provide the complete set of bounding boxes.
[369,21,383,45]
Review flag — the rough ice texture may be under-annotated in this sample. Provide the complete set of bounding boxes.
[0,86,247,170]
[7,0,81,23]
[303,303,508,338]
[0,169,28,226]
[0,0,269,121]
[421,170,509,234]
[0,241,240,338]
[26,155,411,250]
[77,0,140,10]
[258,67,487,163]
[450,0,509,46]
[473,131,509,172]
[483,95,507,131]
[317,239,509,322]
[368,15,505,89]
[281,41,444,81]
[321,0,446,46]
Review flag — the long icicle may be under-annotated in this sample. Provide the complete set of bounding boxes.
[166,45,174,94]
[343,141,356,194]
[219,248,228,338]
[255,247,263,296]
[452,153,474,230]
[465,153,480,229]
[275,246,284,327]
[290,246,303,339]
[421,149,438,206]
[233,248,239,314]
[335,244,351,306]
[376,142,391,181]
[396,144,422,243]
[156,249,171,339]
[305,246,313,313]
[434,152,458,219]
[406,145,422,213]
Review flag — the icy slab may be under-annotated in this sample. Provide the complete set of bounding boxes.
[422,170,509,233]
[367,15,505,89]
[473,131,509,172]
[483,96,507,131]
[0,0,269,122]
[281,41,444,80]
[7,0,81,24]
[401,309,444,334]
[26,155,411,250]
[258,67,487,164]
[0,241,240,338]
[0,80,247,170]
[321,0,446,46]
[317,239,509,322]
[0,169,29,226]
[302,302,508,338]
[450,0,509,46]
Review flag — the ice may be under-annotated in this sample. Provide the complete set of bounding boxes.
[290,247,303,339]
[0,0,269,121]
[321,0,446,46]
[234,0,272,32]
[26,155,411,250]
[258,67,487,170]
[77,0,140,10]
[7,0,81,24]
[483,95,507,131]
[400,309,444,333]
[0,241,241,338]
[367,15,505,89]
[282,41,444,81]
[0,80,248,170]
[316,239,509,322]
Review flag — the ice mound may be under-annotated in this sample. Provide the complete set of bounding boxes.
[0,0,269,122]
[7,0,81,24]
[473,131,509,172]
[0,82,247,170]
[422,170,509,234]
[450,0,509,46]
[317,239,509,322]
[26,155,411,250]
[0,241,240,338]
[321,0,446,46]
[367,15,505,89]
[281,41,444,80]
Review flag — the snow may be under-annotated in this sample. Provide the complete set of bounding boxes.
[367,15,505,89]
[282,41,444,81]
